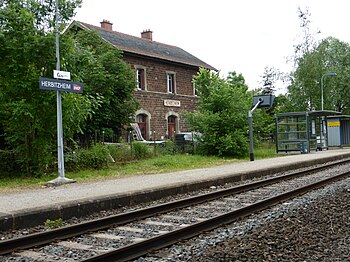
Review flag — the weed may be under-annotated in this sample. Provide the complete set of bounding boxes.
[44,218,64,229]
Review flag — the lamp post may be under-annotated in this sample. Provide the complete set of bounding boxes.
[321,72,337,111]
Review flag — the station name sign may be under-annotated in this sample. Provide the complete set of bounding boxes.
[39,77,83,93]
[164,99,181,107]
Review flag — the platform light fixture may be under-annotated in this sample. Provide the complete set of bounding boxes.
[321,72,337,111]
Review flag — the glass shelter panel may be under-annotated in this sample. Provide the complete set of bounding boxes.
[276,113,309,153]
[276,111,340,154]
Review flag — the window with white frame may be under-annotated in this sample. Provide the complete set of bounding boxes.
[193,81,197,96]
[167,73,175,94]
[136,68,146,90]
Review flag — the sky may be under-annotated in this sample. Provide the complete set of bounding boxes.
[73,0,350,93]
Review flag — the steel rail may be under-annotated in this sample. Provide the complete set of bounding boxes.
[0,158,349,255]
[83,170,350,262]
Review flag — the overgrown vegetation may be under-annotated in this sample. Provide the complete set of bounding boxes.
[0,0,137,176]
[0,143,276,190]
[186,69,252,157]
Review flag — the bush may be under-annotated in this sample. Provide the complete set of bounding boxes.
[65,143,110,170]
[155,141,176,155]
[0,150,18,176]
[131,141,151,160]
[107,143,133,162]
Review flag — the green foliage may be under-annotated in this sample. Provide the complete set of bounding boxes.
[69,30,139,142]
[107,144,134,162]
[131,142,151,160]
[66,143,110,170]
[283,8,350,115]
[186,69,251,157]
[0,1,138,176]
[44,218,64,229]
[287,37,350,113]
[0,150,17,175]
[157,141,177,155]
[0,0,90,176]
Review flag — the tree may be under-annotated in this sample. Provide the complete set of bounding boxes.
[0,0,103,175]
[69,30,139,143]
[292,7,320,66]
[283,7,350,114]
[0,0,81,175]
[185,69,251,157]
[0,1,140,175]
[287,37,350,113]
[259,66,278,95]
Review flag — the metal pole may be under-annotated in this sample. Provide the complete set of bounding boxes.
[55,0,65,178]
[321,74,324,111]
[248,110,254,161]
[248,100,262,161]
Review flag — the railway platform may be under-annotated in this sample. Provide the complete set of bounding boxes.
[1,148,350,231]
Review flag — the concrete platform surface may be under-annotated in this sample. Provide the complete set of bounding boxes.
[1,148,350,230]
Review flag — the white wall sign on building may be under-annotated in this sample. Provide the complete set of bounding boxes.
[164,99,181,107]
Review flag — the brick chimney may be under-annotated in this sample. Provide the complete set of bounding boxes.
[141,29,153,41]
[100,19,113,31]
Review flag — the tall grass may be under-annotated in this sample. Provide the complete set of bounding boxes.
[0,142,278,190]
[254,142,277,159]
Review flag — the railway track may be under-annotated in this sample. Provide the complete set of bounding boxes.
[1,158,350,261]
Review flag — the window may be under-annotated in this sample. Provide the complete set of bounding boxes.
[167,73,175,94]
[193,81,197,96]
[136,68,146,90]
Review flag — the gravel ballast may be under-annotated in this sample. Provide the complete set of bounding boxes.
[143,177,350,261]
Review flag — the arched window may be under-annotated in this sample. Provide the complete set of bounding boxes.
[168,115,176,139]
[136,114,147,140]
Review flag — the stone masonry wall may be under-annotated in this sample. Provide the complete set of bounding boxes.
[124,54,199,140]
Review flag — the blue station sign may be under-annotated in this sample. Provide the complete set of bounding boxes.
[39,77,83,93]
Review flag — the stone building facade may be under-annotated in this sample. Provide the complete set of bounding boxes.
[69,20,215,140]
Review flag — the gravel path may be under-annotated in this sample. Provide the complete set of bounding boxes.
[142,177,350,261]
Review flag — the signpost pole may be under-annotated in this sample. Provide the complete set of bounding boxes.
[45,0,75,186]
[248,100,262,161]
[55,0,65,179]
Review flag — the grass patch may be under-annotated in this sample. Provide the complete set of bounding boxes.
[0,144,278,191]
[254,143,277,159]
[0,155,238,190]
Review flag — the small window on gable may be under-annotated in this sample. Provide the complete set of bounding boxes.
[136,68,146,90]
[167,73,175,94]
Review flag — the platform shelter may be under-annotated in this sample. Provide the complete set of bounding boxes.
[275,110,341,154]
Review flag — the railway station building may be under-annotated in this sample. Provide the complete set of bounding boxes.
[67,20,215,141]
